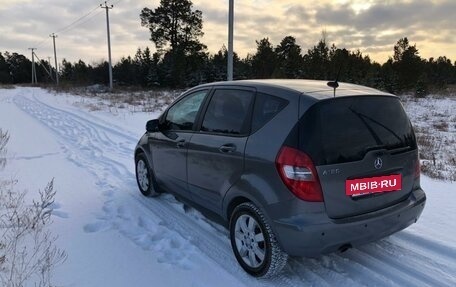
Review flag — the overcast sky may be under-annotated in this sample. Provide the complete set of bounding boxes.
[1,0,455,65]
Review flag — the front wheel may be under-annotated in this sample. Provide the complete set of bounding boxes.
[135,153,159,197]
[229,202,288,277]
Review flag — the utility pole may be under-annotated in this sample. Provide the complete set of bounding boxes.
[101,1,113,91]
[227,0,234,81]
[50,33,59,85]
[33,51,54,81]
[28,48,37,84]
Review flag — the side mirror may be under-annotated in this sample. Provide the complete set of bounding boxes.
[146,119,159,133]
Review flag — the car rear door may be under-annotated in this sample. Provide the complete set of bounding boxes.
[187,88,255,213]
[299,95,420,219]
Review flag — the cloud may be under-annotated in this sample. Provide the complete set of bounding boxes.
[0,0,455,64]
[308,0,456,61]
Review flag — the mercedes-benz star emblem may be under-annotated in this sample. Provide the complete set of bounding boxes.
[374,157,383,169]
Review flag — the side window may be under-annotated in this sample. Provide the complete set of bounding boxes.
[201,89,254,135]
[251,93,288,133]
[163,90,207,131]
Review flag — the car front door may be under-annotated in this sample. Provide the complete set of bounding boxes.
[150,89,208,198]
[187,88,255,212]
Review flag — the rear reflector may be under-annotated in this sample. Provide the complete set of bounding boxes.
[413,157,421,189]
[414,159,421,179]
[276,146,324,202]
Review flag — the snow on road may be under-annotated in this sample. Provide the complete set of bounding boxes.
[1,87,455,287]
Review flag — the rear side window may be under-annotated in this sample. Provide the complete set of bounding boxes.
[201,89,254,135]
[251,93,288,133]
[300,96,417,165]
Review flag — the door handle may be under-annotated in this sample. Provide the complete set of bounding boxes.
[176,140,186,148]
[219,144,236,153]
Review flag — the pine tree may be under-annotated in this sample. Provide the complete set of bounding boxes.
[0,52,11,83]
[392,37,424,93]
[302,38,331,80]
[274,36,303,78]
[251,38,276,79]
[4,52,31,84]
[140,0,206,87]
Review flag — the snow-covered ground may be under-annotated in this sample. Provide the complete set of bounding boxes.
[402,95,456,181]
[0,87,455,287]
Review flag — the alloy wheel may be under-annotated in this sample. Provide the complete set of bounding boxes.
[234,214,266,268]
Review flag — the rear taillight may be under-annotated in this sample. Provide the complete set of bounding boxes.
[276,146,324,202]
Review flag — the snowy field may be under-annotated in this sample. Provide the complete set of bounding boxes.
[0,87,455,287]
[402,95,456,181]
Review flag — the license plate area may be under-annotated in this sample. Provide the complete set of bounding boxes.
[345,174,402,197]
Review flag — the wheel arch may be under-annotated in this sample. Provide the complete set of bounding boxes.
[228,199,289,277]
[222,175,292,254]
[134,134,153,167]
[226,196,252,221]
[222,182,271,223]
[134,143,161,196]
[134,147,145,159]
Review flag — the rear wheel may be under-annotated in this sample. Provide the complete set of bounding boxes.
[135,153,159,197]
[229,202,288,277]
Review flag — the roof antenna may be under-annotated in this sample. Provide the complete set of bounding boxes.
[327,65,342,98]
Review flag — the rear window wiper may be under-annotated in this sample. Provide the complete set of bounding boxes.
[348,107,403,144]
[389,145,412,154]
[364,145,412,154]
[364,145,387,153]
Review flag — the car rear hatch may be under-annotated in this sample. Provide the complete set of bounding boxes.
[299,95,419,219]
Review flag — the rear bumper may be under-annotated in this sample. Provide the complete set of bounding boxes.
[272,188,426,257]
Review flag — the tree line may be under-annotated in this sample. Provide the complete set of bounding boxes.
[1,0,455,96]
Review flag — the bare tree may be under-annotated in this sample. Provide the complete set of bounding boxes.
[0,129,9,169]
[0,128,66,287]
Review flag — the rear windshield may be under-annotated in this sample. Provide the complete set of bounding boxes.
[300,96,416,165]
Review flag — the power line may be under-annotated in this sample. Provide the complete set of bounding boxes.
[55,0,120,35]
[33,3,103,48]
[67,10,104,32]
[35,37,49,49]
[33,51,54,81]
[54,5,100,35]
[29,0,120,85]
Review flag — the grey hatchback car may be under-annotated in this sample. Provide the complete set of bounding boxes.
[134,79,426,277]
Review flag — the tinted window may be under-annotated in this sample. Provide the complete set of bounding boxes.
[300,96,416,165]
[251,93,288,133]
[163,90,207,131]
[201,89,254,135]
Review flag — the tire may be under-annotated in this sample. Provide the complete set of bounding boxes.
[135,153,159,197]
[229,202,288,277]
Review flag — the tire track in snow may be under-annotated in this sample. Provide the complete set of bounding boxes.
[17,94,325,286]
[345,237,455,287]
[393,231,456,264]
[13,93,456,287]
[15,93,350,286]
[290,253,396,287]
[13,94,299,287]
[287,256,367,287]
[369,238,456,286]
